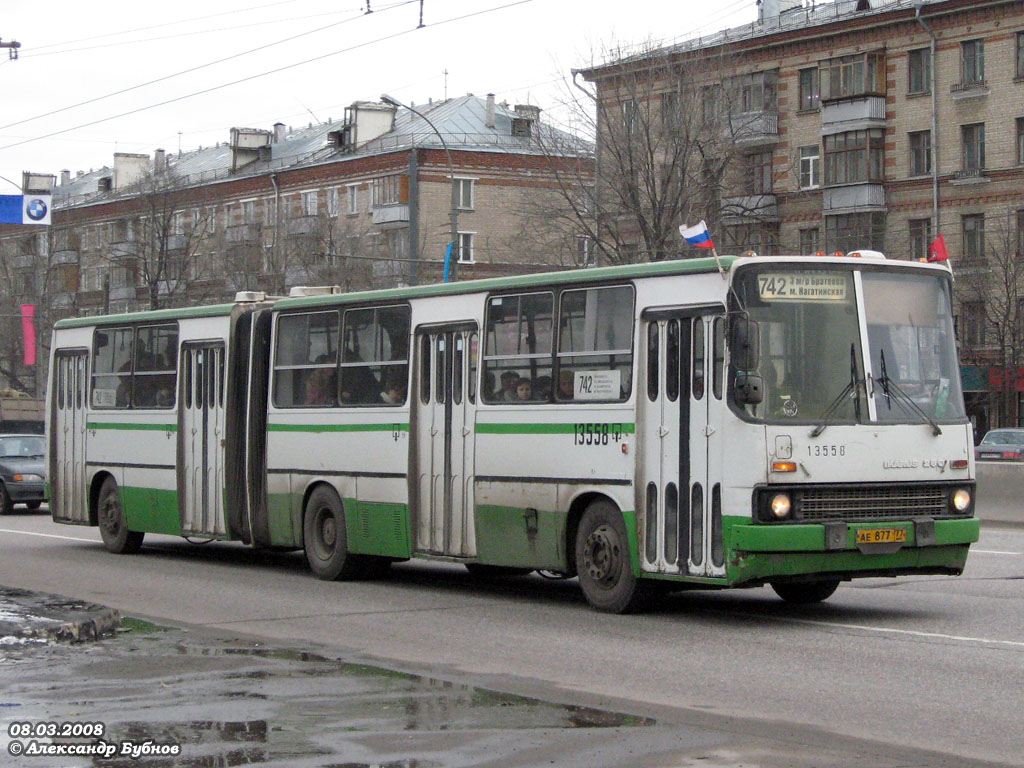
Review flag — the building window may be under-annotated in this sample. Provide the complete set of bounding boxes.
[798,67,819,111]
[455,178,474,210]
[728,70,777,112]
[825,212,885,253]
[908,48,931,94]
[457,232,475,264]
[961,39,985,85]
[799,228,820,255]
[908,131,931,176]
[263,199,276,226]
[962,301,986,347]
[242,200,256,224]
[347,184,359,215]
[823,129,884,185]
[301,190,318,217]
[961,123,985,171]
[909,218,932,261]
[799,145,820,189]
[819,52,885,101]
[1017,118,1024,165]
[1017,32,1024,79]
[621,99,637,136]
[371,174,404,207]
[743,151,773,195]
[327,188,340,217]
[962,214,985,263]
[575,235,595,266]
[724,224,778,256]
[1018,210,1024,258]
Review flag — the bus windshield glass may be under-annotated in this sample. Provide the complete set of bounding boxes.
[732,266,964,424]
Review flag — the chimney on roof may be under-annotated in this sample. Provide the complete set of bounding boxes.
[514,104,541,123]
[60,169,71,186]
[229,127,272,172]
[485,93,496,129]
[154,148,166,171]
[22,172,55,194]
[113,152,149,189]
[757,0,803,21]
[273,122,286,143]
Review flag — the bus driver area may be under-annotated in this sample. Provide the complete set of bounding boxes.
[45,253,979,613]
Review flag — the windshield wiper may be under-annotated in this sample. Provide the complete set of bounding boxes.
[877,350,942,436]
[811,343,863,437]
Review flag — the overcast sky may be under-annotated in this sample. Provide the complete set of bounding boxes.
[0,0,758,194]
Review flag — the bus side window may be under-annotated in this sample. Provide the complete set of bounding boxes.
[420,334,431,404]
[713,317,725,400]
[92,327,133,409]
[692,318,705,401]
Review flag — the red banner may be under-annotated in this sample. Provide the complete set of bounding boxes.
[20,304,36,366]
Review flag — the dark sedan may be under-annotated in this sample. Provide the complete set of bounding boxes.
[975,428,1024,462]
[0,434,46,514]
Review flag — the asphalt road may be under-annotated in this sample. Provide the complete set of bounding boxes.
[0,510,1021,767]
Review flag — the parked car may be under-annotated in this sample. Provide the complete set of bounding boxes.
[975,428,1024,462]
[0,434,46,514]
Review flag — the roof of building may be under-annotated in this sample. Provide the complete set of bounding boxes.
[581,0,944,76]
[52,94,591,211]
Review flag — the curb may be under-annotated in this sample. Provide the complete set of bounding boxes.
[0,586,120,648]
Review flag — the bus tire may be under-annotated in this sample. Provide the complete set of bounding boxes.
[464,563,533,578]
[575,500,644,613]
[303,485,365,581]
[771,579,840,604]
[0,483,12,515]
[26,501,41,510]
[97,477,144,554]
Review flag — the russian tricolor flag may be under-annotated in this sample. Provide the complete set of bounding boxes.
[680,220,714,249]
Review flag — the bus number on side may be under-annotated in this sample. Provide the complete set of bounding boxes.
[573,422,625,446]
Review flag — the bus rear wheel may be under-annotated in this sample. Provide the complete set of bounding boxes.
[97,477,144,554]
[303,485,366,581]
[771,579,841,604]
[575,500,644,613]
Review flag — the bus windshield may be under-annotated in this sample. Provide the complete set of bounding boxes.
[733,267,964,425]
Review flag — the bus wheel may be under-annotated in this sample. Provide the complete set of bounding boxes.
[464,563,533,578]
[771,579,840,604]
[0,484,12,515]
[575,500,643,613]
[26,501,41,510]
[303,486,365,581]
[97,477,144,554]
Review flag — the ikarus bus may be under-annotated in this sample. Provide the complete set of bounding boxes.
[46,252,979,612]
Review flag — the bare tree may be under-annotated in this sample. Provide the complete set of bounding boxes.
[956,209,1024,427]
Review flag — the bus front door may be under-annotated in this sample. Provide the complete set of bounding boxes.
[640,310,726,578]
[179,343,227,537]
[414,324,478,557]
[51,350,89,523]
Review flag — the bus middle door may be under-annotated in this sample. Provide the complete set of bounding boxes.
[414,324,478,557]
[178,342,227,537]
[51,350,90,524]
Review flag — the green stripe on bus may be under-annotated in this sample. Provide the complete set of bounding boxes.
[268,423,410,433]
[87,422,178,431]
[476,422,636,435]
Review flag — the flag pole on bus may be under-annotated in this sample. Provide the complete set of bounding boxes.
[680,220,725,278]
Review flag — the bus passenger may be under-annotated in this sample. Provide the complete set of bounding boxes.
[558,369,575,400]
[498,371,519,401]
[380,369,408,405]
[515,378,533,401]
[305,355,336,406]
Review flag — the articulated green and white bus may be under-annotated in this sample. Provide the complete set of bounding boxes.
[47,252,979,612]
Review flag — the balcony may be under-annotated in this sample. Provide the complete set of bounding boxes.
[728,111,780,146]
[951,80,989,100]
[821,96,886,135]
[951,168,989,186]
[823,184,885,214]
[51,292,75,309]
[52,248,79,265]
[226,223,261,245]
[157,280,178,297]
[721,194,778,223]
[110,240,136,259]
[12,254,36,269]
[109,285,137,301]
[286,215,321,237]
[372,204,410,226]
[166,233,186,252]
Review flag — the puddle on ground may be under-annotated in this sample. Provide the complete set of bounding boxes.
[0,618,663,768]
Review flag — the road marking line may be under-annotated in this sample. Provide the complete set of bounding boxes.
[768,615,1024,649]
[972,549,1021,556]
[0,528,96,543]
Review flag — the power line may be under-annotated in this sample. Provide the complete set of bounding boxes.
[0,2,416,133]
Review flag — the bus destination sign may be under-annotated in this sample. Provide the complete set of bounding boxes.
[758,274,847,302]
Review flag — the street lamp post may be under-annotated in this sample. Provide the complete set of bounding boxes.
[380,93,460,282]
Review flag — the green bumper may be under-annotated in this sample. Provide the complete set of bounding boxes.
[726,517,980,585]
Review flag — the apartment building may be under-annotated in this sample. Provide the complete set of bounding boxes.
[582,0,1024,430]
[0,95,591,393]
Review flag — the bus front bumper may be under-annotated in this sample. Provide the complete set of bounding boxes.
[726,517,980,585]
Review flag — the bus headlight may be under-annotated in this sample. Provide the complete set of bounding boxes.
[770,493,792,519]
[951,488,972,513]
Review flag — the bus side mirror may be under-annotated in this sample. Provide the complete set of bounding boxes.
[730,317,760,371]
[734,374,764,405]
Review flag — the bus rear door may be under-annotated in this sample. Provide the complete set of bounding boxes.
[51,350,89,523]
[413,323,478,557]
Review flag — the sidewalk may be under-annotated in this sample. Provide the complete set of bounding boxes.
[0,585,120,648]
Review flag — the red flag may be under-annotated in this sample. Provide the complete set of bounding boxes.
[20,304,36,366]
[927,234,949,262]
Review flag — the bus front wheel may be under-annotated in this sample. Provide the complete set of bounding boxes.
[303,485,366,581]
[575,500,644,613]
[771,579,840,604]
[97,477,144,554]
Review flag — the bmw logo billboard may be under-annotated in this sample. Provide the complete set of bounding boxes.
[25,197,49,221]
